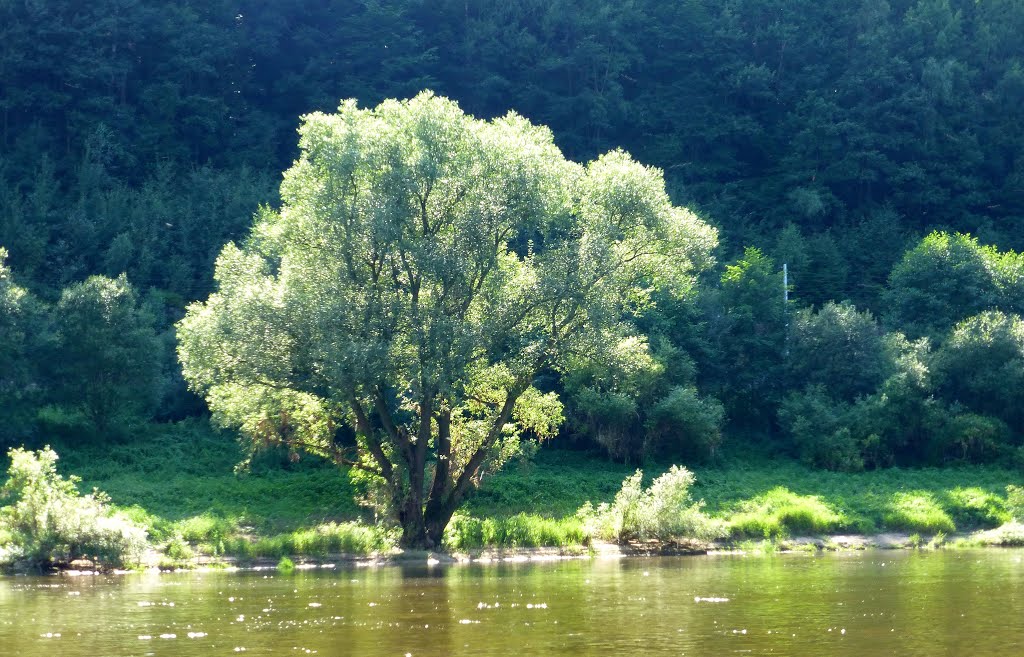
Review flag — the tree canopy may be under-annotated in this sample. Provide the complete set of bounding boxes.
[177,92,717,547]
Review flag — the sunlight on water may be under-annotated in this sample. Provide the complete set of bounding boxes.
[1,550,1023,656]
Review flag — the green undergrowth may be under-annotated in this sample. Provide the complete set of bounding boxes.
[712,469,1013,537]
[445,513,587,550]
[464,451,636,519]
[4,421,1024,561]
[50,420,361,533]
[727,487,854,538]
[222,522,395,559]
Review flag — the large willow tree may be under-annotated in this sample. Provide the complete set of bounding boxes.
[178,92,716,548]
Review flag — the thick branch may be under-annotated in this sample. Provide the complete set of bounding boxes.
[373,385,413,464]
[427,407,452,508]
[413,389,434,488]
[448,375,533,505]
[349,393,395,483]
[288,439,383,477]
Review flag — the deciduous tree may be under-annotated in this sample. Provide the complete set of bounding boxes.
[177,93,716,547]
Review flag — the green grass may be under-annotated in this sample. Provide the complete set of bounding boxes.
[470,452,1021,538]
[445,513,587,550]
[692,460,1019,535]
[4,420,1024,560]
[464,451,636,519]
[227,522,395,559]
[943,487,1010,527]
[50,419,361,533]
[882,492,956,533]
[727,487,853,538]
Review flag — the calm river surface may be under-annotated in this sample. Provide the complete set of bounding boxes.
[2,549,1023,656]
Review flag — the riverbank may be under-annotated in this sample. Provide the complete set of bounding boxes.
[157,521,1024,570]
[16,523,1021,577]
[2,422,1023,569]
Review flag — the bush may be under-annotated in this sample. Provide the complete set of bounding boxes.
[579,466,725,543]
[933,311,1024,434]
[0,447,148,568]
[778,387,864,471]
[928,412,1012,464]
[571,388,642,461]
[164,535,195,561]
[645,387,725,461]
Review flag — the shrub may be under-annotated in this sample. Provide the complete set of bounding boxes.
[579,466,725,543]
[933,312,1024,434]
[645,387,725,461]
[164,535,195,561]
[571,388,641,461]
[0,447,148,568]
[928,412,1011,464]
[778,387,864,471]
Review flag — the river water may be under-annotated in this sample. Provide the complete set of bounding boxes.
[1,549,1022,656]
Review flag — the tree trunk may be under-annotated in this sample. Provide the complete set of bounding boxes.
[398,487,462,549]
[398,492,429,549]
[423,502,459,549]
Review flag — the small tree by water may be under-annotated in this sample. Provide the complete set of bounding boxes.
[579,466,725,543]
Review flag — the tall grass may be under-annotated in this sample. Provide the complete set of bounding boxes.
[225,522,395,559]
[882,492,956,533]
[727,487,854,538]
[445,513,586,550]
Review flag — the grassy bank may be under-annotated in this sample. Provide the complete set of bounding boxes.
[471,450,1022,537]
[3,420,1023,564]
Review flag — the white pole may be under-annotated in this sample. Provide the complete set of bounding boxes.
[783,263,789,359]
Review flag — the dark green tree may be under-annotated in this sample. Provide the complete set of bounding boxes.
[934,311,1024,434]
[51,274,162,436]
[0,248,48,445]
[884,232,1000,339]
[786,301,889,402]
[709,247,787,427]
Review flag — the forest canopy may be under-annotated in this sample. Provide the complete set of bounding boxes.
[2,0,1024,501]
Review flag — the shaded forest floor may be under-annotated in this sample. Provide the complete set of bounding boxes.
[22,420,1024,562]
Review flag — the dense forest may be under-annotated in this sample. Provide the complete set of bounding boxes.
[3,0,1024,477]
